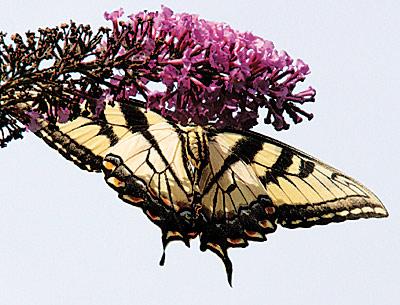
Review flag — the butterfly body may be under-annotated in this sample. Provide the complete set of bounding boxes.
[27,101,387,285]
[180,125,209,170]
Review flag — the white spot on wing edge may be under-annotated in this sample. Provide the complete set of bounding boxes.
[350,208,362,215]
[374,207,387,215]
[321,213,335,219]
[361,207,374,213]
[336,210,350,217]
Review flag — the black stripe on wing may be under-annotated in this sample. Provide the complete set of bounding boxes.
[202,136,263,196]
[119,101,150,131]
[97,123,119,146]
[258,148,294,185]
[34,101,152,172]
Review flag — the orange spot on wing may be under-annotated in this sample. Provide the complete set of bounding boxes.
[146,210,161,222]
[258,219,274,229]
[107,177,125,188]
[265,207,276,214]
[161,196,172,207]
[148,187,158,198]
[227,238,246,246]
[103,160,116,171]
[122,195,145,205]
[244,230,264,239]
[187,232,198,238]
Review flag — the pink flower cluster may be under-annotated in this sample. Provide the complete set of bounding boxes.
[104,6,316,130]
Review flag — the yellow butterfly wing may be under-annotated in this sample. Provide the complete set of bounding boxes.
[102,121,196,231]
[211,130,388,229]
[34,101,159,172]
[196,129,387,283]
[197,132,278,283]
[34,102,196,246]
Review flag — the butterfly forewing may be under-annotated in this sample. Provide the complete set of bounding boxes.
[35,117,105,172]
[233,130,389,228]
[34,102,157,172]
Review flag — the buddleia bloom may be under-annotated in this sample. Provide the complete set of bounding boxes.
[102,6,316,130]
[0,6,316,147]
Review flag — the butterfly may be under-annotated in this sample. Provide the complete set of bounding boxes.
[31,100,388,285]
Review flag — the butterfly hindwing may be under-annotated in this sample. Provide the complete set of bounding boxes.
[199,132,277,234]
[99,114,200,252]
[102,122,195,213]
[195,132,278,283]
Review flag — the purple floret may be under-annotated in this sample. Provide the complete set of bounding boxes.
[102,6,316,130]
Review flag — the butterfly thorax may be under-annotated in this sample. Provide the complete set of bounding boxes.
[180,125,209,170]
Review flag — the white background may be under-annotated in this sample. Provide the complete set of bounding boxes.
[0,1,399,304]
